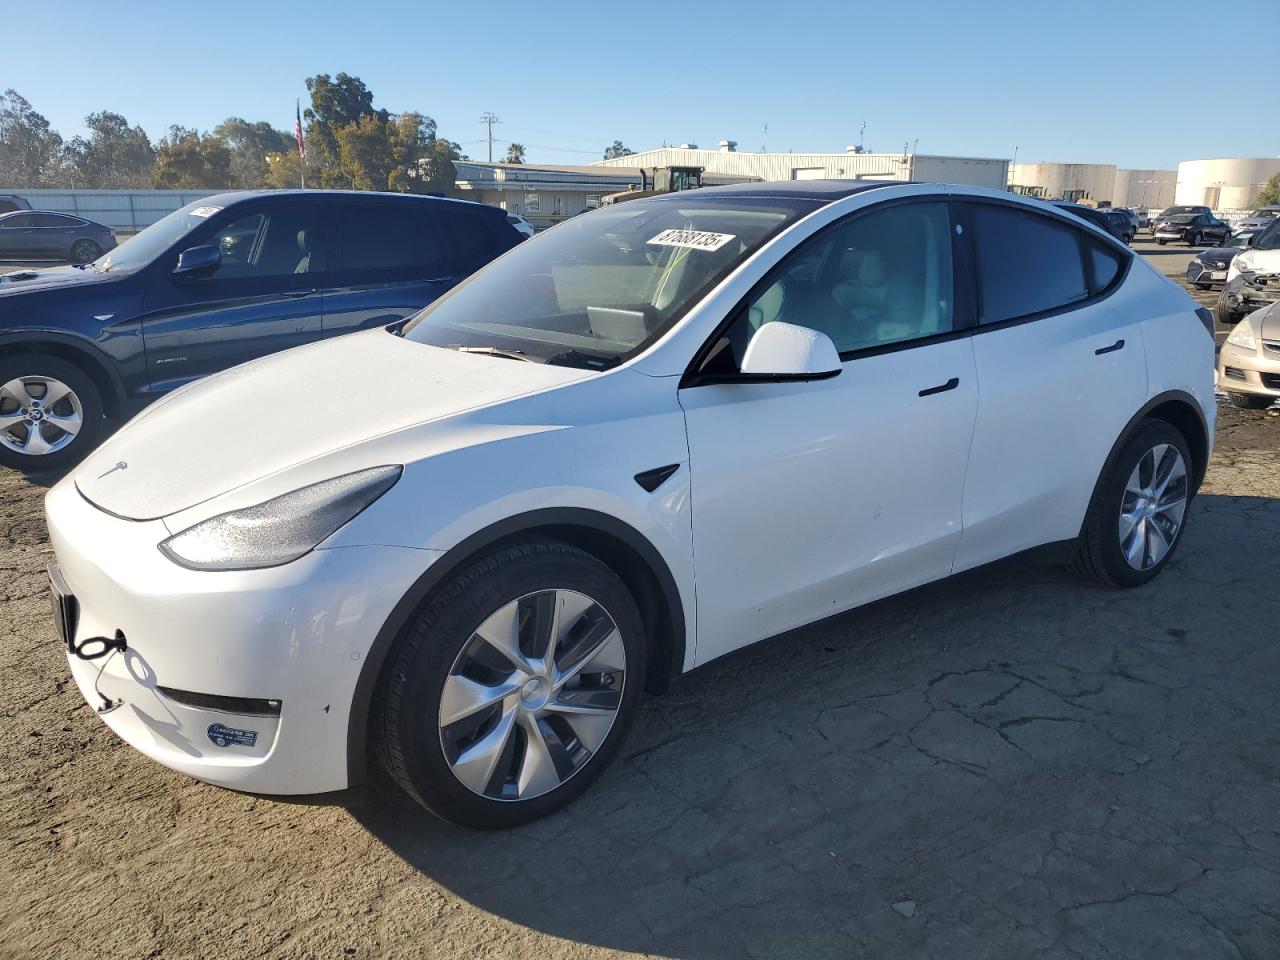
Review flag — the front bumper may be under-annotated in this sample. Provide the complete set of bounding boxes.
[45,479,438,795]
[1217,337,1280,399]
[1186,261,1228,284]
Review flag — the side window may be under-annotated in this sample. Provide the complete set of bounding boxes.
[732,201,954,359]
[436,207,500,268]
[970,205,1087,323]
[1086,241,1124,294]
[337,203,448,274]
[204,204,321,279]
[1,214,32,228]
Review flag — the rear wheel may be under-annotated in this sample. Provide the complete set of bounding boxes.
[69,238,101,264]
[0,353,104,471]
[1228,393,1274,410]
[1072,420,1193,588]
[1187,232,1202,246]
[1157,239,1167,246]
[375,540,647,828]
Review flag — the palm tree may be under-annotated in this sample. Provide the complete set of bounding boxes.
[505,143,525,164]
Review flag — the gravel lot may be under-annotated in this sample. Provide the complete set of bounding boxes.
[2,243,1278,960]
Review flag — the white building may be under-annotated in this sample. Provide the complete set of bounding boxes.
[1112,169,1176,211]
[596,143,1009,189]
[1007,163,1120,204]
[1174,158,1280,212]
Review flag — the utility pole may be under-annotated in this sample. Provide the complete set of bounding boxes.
[480,112,500,162]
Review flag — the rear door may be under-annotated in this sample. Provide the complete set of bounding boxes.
[139,199,327,392]
[29,213,78,257]
[952,199,1146,572]
[321,200,460,335]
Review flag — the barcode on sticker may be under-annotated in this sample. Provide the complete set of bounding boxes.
[647,229,736,252]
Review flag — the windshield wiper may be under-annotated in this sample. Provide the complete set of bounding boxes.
[545,348,622,370]
[449,345,532,362]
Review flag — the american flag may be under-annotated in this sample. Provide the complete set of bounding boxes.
[295,101,305,161]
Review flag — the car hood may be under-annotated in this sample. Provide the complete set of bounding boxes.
[1260,303,1280,341]
[1195,248,1235,263]
[0,264,114,296]
[75,329,591,521]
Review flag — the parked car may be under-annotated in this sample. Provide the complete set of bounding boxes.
[1129,207,1150,231]
[1217,217,1280,326]
[505,213,535,239]
[0,211,117,263]
[1053,202,1134,243]
[1186,231,1255,289]
[0,190,522,469]
[1153,212,1231,246]
[0,194,31,215]
[1217,300,1280,409]
[1235,205,1280,233]
[1150,205,1211,236]
[46,182,1215,828]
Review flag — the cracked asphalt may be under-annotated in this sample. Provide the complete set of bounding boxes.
[2,245,1278,959]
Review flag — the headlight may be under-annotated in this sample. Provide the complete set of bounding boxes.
[160,465,403,570]
[1226,320,1257,351]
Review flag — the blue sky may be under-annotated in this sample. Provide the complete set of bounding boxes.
[5,0,1277,170]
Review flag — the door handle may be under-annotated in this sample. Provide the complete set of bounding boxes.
[281,289,317,299]
[918,377,960,397]
[1095,339,1125,355]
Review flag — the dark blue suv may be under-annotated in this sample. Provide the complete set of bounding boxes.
[0,190,522,469]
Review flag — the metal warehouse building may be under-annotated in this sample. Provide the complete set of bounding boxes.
[1174,158,1280,211]
[596,143,1009,189]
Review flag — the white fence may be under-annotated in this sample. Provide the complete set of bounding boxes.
[0,189,230,233]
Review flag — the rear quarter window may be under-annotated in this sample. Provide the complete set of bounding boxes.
[969,204,1090,324]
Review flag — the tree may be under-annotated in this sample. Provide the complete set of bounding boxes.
[152,126,232,188]
[53,112,154,188]
[603,140,634,160]
[0,89,62,187]
[262,149,303,190]
[504,143,525,164]
[213,117,293,188]
[303,72,386,188]
[1256,173,1280,208]
[334,111,455,194]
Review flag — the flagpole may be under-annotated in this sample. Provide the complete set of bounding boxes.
[296,99,306,189]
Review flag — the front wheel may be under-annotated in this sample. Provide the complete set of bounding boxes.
[1071,420,1193,588]
[1157,239,1167,246]
[1228,393,1274,410]
[69,238,101,264]
[375,541,647,828]
[1187,232,1202,246]
[0,353,104,471]
[1216,288,1242,328]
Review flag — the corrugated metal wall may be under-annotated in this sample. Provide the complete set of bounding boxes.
[0,189,229,232]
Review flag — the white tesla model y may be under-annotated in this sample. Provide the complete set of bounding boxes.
[46,182,1215,827]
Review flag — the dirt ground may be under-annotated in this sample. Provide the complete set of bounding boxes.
[2,249,1278,959]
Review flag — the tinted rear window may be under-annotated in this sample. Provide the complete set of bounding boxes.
[435,207,502,265]
[971,205,1088,323]
[337,203,449,273]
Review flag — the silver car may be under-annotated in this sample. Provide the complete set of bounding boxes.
[1218,301,1280,409]
[1236,205,1280,233]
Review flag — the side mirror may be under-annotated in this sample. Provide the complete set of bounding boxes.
[172,245,220,279]
[740,322,842,381]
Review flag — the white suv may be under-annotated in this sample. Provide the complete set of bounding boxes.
[46,182,1215,828]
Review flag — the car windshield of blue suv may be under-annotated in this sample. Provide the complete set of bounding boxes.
[90,198,225,274]
[401,198,806,368]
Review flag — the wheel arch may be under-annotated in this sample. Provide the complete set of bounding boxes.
[0,333,127,418]
[1082,389,1210,536]
[345,507,687,787]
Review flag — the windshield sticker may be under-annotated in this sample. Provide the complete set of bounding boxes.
[189,205,223,218]
[647,229,736,252]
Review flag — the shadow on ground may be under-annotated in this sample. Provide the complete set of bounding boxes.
[354,493,1280,959]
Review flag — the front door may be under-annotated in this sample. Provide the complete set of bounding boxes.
[138,200,327,393]
[679,199,979,665]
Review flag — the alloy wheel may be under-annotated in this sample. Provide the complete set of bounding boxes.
[1118,443,1188,570]
[0,375,84,456]
[438,589,627,801]
[71,240,99,264]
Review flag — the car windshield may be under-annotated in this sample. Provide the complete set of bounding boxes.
[402,197,807,368]
[1223,233,1252,248]
[1249,208,1280,218]
[1159,207,1199,217]
[91,198,228,274]
[1167,215,1195,224]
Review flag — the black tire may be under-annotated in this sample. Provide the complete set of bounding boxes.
[1071,419,1193,588]
[375,540,647,829]
[0,353,104,471]
[1215,288,1242,328]
[1157,239,1167,246]
[1228,393,1273,410]
[1193,282,1211,290]
[1187,232,1201,247]
[69,238,101,264]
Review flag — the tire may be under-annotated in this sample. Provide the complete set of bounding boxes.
[1187,232,1201,247]
[0,353,104,471]
[1215,288,1242,328]
[1228,393,1273,410]
[1193,282,1211,290]
[1157,239,1167,246]
[375,540,647,829]
[1071,419,1194,588]
[69,238,101,264]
